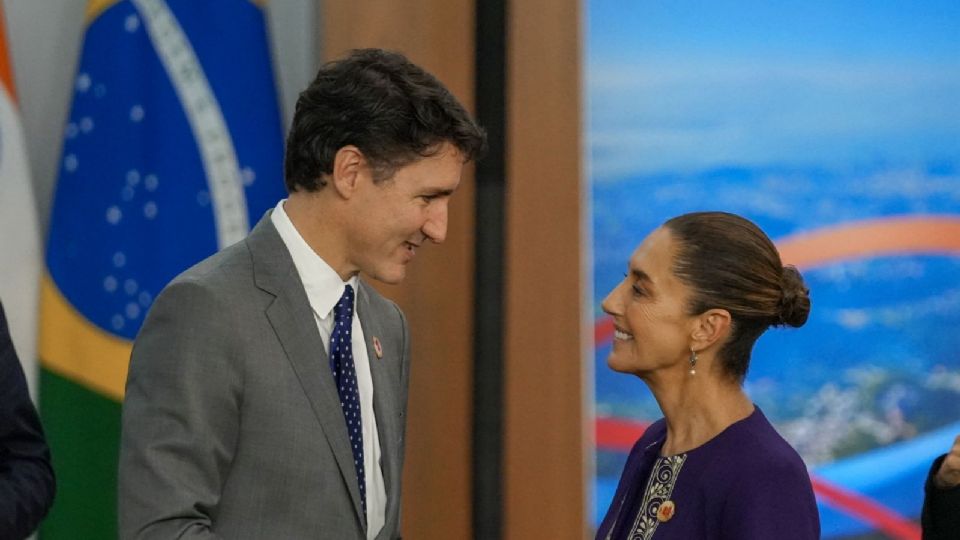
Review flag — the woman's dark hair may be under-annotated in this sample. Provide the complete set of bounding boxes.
[284,48,487,191]
[664,211,810,381]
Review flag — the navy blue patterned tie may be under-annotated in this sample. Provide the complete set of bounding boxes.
[330,284,366,519]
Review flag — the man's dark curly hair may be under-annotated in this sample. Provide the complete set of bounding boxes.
[284,48,487,192]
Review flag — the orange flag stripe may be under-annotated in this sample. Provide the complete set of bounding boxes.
[0,4,17,103]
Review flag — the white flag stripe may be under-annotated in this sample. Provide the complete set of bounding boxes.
[133,0,251,249]
[0,79,41,399]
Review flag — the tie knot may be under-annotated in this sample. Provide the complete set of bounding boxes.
[334,284,355,324]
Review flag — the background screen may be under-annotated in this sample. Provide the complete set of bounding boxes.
[587,2,960,538]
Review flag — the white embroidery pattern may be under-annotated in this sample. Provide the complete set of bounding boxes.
[628,454,687,540]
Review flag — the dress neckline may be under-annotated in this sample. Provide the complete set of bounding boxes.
[650,405,760,458]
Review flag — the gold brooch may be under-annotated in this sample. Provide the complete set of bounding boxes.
[373,336,383,359]
[656,500,676,522]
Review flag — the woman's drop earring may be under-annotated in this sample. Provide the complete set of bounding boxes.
[689,350,698,375]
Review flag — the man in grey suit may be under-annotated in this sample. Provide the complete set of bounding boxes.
[118,49,485,539]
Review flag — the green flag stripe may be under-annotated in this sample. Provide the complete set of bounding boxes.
[39,368,120,540]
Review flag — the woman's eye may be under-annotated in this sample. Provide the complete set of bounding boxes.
[623,273,645,296]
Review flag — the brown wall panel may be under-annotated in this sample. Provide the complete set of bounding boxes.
[504,0,587,538]
[322,2,476,539]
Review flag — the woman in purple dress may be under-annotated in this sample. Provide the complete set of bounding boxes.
[596,211,820,540]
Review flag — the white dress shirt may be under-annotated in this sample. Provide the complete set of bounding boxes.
[271,200,386,539]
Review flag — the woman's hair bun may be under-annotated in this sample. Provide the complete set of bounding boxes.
[779,265,810,328]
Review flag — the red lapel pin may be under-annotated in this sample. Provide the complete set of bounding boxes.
[372,336,383,359]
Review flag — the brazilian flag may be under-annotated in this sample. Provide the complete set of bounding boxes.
[39,1,285,537]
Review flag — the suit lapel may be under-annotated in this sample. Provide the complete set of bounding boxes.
[356,282,401,513]
[247,214,367,529]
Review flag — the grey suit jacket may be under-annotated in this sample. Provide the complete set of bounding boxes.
[119,214,410,539]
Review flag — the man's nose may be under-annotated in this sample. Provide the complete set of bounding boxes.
[423,201,449,243]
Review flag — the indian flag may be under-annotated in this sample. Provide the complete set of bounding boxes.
[38,1,285,537]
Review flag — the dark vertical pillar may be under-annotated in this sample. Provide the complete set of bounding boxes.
[473,0,507,538]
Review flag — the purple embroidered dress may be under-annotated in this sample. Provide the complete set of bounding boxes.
[596,407,820,540]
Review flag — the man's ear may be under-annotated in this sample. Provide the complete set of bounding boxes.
[330,145,366,199]
[690,308,732,352]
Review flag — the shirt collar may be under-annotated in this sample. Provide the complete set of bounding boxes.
[271,199,358,319]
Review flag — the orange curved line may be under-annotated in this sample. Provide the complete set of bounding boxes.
[777,215,960,270]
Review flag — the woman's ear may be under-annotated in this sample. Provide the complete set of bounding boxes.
[690,309,732,352]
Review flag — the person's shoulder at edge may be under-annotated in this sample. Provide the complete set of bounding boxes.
[925,452,960,495]
[922,451,960,540]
